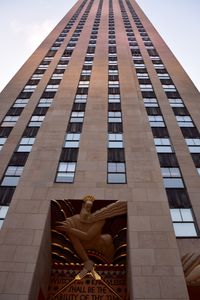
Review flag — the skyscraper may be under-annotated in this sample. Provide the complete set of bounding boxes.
[0,0,200,299]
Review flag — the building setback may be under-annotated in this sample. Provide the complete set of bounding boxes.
[0,0,200,299]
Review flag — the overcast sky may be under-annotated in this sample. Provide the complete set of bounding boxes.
[0,0,199,92]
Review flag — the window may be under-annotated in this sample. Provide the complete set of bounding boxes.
[1,166,24,186]
[64,133,80,148]
[137,73,149,79]
[84,61,93,66]
[143,98,158,107]
[108,134,123,148]
[158,153,178,167]
[109,70,118,75]
[108,94,120,103]
[78,81,90,88]
[154,64,165,69]
[108,162,126,183]
[13,99,29,108]
[56,162,76,183]
[31,74,43,80]
[162,84,176,92]
[17,138,35,152]
[161,167,184,188]
[0,206,9,229]
[81,70,91,75]
[176,116,194,127]
[0,138,6,150]
[197,168,200,175]
[185,138,200,153]
[1,116,19,127]
[23,85,37,92]
[168,98,184,107]
[154,138,173,153]
[45,85,59,92]
[170,208,197,237]
[108,111,122,123]
[38,98,53,107]
[70,112,84,123]
[109,81,119,88]
[75,94,87,103]
[51,74,63,80]
[140,84,153,91]
[148,115,165,127]
[157,73,170,79]
[29,116,45,127]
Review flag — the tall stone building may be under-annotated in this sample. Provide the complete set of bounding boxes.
[0,0,200,299]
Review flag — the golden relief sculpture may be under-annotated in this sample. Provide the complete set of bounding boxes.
[56,195,127,278]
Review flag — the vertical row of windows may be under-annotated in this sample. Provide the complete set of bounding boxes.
[56,0,103,183]
[107,0,126,184]
[119,0,198,237]
[125,0,200,178]
[0,1,93,229]
[0,0,88,156]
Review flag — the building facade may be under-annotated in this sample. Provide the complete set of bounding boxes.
[0,0,200,299]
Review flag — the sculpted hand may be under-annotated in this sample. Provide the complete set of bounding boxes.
[56,219,72,232]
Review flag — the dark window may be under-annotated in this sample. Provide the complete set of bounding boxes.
[141,91,156,98]
[108,148,125,162]
[72,103,86,111]
[41,91,56,98]
[82,65,92,70]
[166,189,191,208]
[172,107,189,116]
[108,103,121,111]
[80,75,90,81]
[0,127,12,137]
[108,87,120,94]
[0,187,15,206]
[18,92,33,99]
[131,49,141,56]
[151,127,169,138]
[76,87,88,95]
[60,148,79,162]
[160,79,173,85]
[156,68,168,74]
[109,47,116,53]
[109,75,119,81]
[9,152,29,166]
[165,91,180,99]
[181,127,200,138]
[109,65,118,70]
[33,107,49,115]
[87,47,95,54]
[27,79,40,85]
[108,123,123,133]
[136,68,148,74]
[67,123,83,133]
[6,108,23,116]
[138,79,151,84]
[23,127,39,137]
[158,153,179,167]
[146,107,161,115]
[48,79,61,85]
[35,69,45,74]
[54,69,65,74]
[191,154,200,167]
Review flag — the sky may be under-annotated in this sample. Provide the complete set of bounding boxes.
[0,0,199,92]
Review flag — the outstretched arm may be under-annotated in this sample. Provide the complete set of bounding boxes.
[68,220,105,241]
